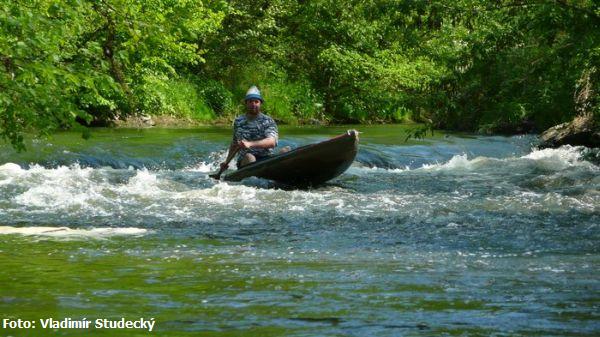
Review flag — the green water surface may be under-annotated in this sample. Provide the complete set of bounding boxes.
[0,126,598,336]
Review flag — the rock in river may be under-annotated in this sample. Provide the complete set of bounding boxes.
[539,114,600,148]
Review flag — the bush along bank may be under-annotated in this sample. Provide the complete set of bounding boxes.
[1,1,598,150]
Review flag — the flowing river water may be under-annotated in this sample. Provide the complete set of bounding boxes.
[0,125,598,336]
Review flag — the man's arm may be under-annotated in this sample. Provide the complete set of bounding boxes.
[219,141,239,170]
[238,137,276,150]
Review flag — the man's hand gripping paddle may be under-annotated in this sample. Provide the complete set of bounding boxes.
[209,147,240,180]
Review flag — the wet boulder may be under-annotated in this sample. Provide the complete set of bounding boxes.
[539,114,600,149]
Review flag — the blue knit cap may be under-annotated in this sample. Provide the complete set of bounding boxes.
[245,85,264,102]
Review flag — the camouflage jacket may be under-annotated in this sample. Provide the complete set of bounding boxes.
[233,113,278,159]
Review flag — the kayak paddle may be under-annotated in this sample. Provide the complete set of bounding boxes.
[209,147,239,180]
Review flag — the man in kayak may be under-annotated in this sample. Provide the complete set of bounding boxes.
[219,86,279,171]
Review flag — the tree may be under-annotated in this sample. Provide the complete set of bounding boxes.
[1,0,226,150]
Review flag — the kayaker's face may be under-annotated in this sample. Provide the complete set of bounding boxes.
[245,99,261,116]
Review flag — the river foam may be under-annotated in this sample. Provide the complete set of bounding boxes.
[0,226,149,238]
[352,145,598,174]
[0,144,597,231]
[1,129,598,337]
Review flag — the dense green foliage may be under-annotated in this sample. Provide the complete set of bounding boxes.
[1,0,225,150]
[2,0,599,149]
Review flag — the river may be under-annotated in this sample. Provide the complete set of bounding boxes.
[0,125,598,336]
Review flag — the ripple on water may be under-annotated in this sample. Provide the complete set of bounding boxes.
[0,131,598,336]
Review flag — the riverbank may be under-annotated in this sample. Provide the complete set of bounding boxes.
[110,113,600,151]
[110,113,335,129]
[112,114,204,128]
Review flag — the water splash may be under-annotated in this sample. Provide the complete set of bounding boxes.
[0,129,597,336]
[0,225,149,238]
